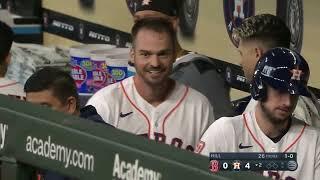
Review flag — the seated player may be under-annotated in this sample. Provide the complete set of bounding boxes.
[232,14,320,127]
[126,0,234,119]
[87,18,213,151]
[24,67,112,180]
[196,48,320,180]
[24,67,113,125]
[0,20,25,100]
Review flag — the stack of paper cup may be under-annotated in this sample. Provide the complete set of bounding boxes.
[90,50,115,92]
[90,48,130,92]
[106,53,130,83]
[70,44,115,94]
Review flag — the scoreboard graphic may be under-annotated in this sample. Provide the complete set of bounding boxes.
[209,153,297,173]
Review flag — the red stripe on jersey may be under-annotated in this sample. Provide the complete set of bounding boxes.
[121,81,151,138]
[284,123,307,152]
[37,173,42,180]
[243,113,266,152]
[0,82,18,88]
[162,86,189,134]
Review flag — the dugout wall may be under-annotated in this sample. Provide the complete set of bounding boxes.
[0,95,267,179]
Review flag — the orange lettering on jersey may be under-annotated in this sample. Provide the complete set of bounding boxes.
[194,141,205,153]
[171,138,183,148]
[154,132,166,143]
[186,145,194,151]
[267,171,296,180]
[268,171,280,179]
[138,132,194,151]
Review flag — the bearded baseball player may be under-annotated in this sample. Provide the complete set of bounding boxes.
[232,14,320,127]
[126,0,234,119]
[87,18,214,151]
[196,48,320,180]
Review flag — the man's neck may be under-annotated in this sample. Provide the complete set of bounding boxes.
[74,110,80,116]
[133,76,175,107]
[255,104,291,138]
[176,43,188,58]
[0,65,8,77]
[0,72,5,77]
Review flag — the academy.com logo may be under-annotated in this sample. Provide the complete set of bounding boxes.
[112,153,162,180]
[0,123,8,150]
[25,135,94,172]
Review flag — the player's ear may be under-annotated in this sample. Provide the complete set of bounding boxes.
[254,47,263,59]
[5,52,11,65]
[129,48,135,64]
[171,17,179,32]
[65,96,77,115]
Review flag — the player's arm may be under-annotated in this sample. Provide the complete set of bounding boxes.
[86,92,114,125]
[199,98,215,136]
[195,117,232,156]
[296,96,320,127]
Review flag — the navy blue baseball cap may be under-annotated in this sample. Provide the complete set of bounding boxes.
[251,47,311,100]
[126,0,179,17]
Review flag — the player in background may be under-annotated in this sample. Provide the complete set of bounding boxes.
[196,48,320,180]
[0,20,25,100]
[24,67,112,180]
[87,18,213,151]
[24,67,110,124]
[126,0,234,119]
[232,13,320,127]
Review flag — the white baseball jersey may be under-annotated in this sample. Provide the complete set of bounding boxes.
[245,96,320,128]
[196,110,320,180]
[0,77,25,100]
[87,76,214,151]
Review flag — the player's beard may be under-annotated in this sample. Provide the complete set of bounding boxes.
[139,65,172,87]
[260,102,291,126]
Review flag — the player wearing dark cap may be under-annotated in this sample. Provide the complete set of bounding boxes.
[127,0,179,17]
[197,48,320,180]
